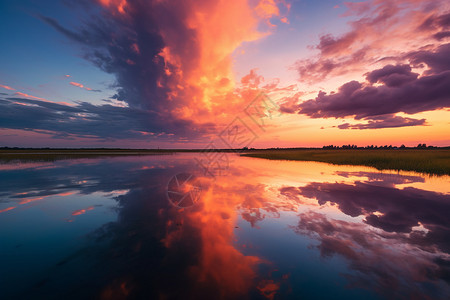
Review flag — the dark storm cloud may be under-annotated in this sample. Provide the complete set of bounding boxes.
[38,1,215,139]
[40,9,165,109]
[0,97,210,140]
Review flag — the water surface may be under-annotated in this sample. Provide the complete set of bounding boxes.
[1,153,449,299]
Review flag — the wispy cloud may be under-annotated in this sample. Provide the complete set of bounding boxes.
[69,81,101,92]
[13,92,73,106]
[294,0,450,83]
[0,84,15,91]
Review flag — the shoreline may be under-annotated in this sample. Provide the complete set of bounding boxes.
[240,149,450,176]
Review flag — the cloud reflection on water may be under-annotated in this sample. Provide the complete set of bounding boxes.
[0,155,449,299]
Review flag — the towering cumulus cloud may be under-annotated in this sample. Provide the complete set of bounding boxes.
[41,0,283,139]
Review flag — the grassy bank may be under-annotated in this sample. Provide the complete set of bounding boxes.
[241,149,450,176]
[0,149,175,163]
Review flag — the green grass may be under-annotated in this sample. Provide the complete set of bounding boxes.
[241,149,450,176]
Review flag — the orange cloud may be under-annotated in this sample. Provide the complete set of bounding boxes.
[14,91,73,106]
[257,280,280,300]
[162,179,267,297]
[0,206,16,213]
[130,43,140,54]
[280,17,289,24]
[71,206,95,216]
[70,81,84,88]
[69,81,98,92]
[0,84,15,91]
[19,196,45,205]
[98,0,285,130]
[18,191,75,205]
[14,92,47,101]
[99,0,127,14]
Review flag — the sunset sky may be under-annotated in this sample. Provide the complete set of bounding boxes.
[0,0,449,148]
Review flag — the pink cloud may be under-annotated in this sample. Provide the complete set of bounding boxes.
[0,84,15,91]
[71,206,95,216]
[130,43,140,54]
[280,17,289,24]
[14,92,48,101]
[241,69,264,88]
[14,91,73,106]
[19,191,75,205]
[70,81,85,88]
[295,0,450,83]
[0,207,16,213]
[69,81,99,92]
[19,196,45,205]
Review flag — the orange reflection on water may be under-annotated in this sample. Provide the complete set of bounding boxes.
[0,206,16,213]
[72,206,95,216]
[161,155,450,298]
[163,181,263,297]
[18,191,76,205]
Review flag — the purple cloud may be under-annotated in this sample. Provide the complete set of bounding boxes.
[337,114,426,130]
[290,44,450,128]
[365,64,418,87]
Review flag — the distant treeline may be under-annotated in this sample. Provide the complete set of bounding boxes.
[321,144,448,149]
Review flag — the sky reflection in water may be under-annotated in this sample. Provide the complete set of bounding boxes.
[0,154,449,299]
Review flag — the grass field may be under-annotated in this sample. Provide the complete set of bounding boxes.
[241,149,450,176]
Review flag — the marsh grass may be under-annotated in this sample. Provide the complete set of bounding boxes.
[241,149,450,176]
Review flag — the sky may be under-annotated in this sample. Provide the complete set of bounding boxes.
[0,0,449,148]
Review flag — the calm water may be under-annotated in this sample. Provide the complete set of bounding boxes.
[1,153,449,299]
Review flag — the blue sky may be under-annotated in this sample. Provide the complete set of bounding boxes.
[0,0,115,105]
